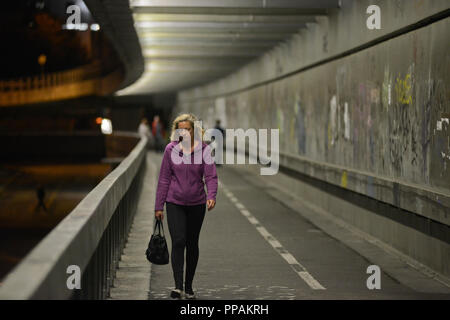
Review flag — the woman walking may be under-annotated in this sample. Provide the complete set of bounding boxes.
[154,113,218,300]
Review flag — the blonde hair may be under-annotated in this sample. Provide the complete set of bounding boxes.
[169,113,204,141]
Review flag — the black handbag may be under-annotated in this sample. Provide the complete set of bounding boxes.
[145,218,169,265]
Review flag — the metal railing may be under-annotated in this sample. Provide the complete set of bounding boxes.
[0,61,102,92]
[0,136,148,299]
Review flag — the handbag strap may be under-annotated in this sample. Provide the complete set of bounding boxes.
[154,218,165,237]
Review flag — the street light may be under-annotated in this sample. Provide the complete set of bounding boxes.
[38,54,47,74]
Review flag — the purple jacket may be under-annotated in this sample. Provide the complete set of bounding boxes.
[155,140,218,211]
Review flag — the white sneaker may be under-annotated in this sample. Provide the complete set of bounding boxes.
[185,290,196,300]
[170,289,183,299]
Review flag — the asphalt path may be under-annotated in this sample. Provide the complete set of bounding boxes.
[147,164,450,300]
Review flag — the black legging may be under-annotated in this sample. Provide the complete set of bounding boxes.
[166,202,206,291]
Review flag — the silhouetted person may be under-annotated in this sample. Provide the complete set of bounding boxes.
[138,117,154,150]
[152,115,164,152]
[214,119,225,138]
[36,184,47,212]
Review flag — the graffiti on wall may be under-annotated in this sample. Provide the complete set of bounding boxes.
[328,95,338,146]
[344,102,351,140]
[382,66,392,110]
[294,96,306,154]
[179,24,449,192]
[395,71,413,106]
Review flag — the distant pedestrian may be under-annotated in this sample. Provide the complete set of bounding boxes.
[35,184,47,212]
[154,113,218,300]
[138,117,154,149]
[152,115,164,152]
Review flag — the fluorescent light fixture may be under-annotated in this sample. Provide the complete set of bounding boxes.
[90,23,100,31]
[79,23,88,31]
[62,23,90,31]
[101,118,113,135]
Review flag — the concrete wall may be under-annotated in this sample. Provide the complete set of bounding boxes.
[174,0,450,277]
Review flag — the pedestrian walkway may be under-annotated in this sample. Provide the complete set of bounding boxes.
[108,152,158,299]
[108,151,450,300]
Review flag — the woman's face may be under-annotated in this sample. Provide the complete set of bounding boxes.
[178,121,194,141]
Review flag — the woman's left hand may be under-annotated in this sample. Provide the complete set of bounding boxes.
[207,199,216,211]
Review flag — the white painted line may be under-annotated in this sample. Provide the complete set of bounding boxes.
[281,253,299,265]
[220,180,326,290]
[298,272,326,290]
[256,226,271,238]
[248,216,259,225]
[235,202,245,210]
[240,209,251,217]
[268,239,283,248]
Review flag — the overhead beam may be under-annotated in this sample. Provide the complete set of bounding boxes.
[141,41,277,47]
[134,21,306,29]
[145,58,250,70]
[129,0,340,15]
[137,32,294,40]
[129,0,340,9]
[131,7,331,15]
[143,47,266,58]
[133,14,317,23]
[135,26,304,34]
[146,63,240,72]
[144,57,253,63]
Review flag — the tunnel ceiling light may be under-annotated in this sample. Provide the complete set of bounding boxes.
[101,119,113,135]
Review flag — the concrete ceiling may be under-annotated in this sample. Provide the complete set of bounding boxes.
[84,0,145,90]
[92,0,341,95]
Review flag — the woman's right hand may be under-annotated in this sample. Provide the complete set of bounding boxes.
[155,210,164,220]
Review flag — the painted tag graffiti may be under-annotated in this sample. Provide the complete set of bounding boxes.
[395,73,413,105]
